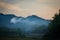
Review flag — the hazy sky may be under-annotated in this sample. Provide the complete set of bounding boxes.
[0,0,60,19]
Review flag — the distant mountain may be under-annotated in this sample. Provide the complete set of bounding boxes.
[0,13,51,37]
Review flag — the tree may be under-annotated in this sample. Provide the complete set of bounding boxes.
[43,9,60,40]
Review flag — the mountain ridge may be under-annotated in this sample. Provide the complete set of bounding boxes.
[0,13,50,33]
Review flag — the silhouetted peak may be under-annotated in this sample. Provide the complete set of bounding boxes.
[0,13,17,18]
[0,13,4,15]
[24,15,48,22]
[31,15,38,17]
[5,14,17,17]
[27,15,41,19]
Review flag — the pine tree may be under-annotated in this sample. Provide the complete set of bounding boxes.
[50,9,60,39]
[43,9,60,40]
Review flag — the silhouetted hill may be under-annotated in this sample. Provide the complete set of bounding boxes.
[0,13,51,37]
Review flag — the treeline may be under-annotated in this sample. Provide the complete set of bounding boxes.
[0,26,25,38]
[42,9,60,40]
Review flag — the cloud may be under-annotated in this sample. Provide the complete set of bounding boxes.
[10,17,17,24]
[10,17,23,24]
[0,0,22,4]
[0,2,23,14]
[0,0,60,19]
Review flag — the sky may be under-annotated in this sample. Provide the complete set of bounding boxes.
[0,0,60,19]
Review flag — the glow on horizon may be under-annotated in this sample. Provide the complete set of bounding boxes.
[0,0,60,19]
